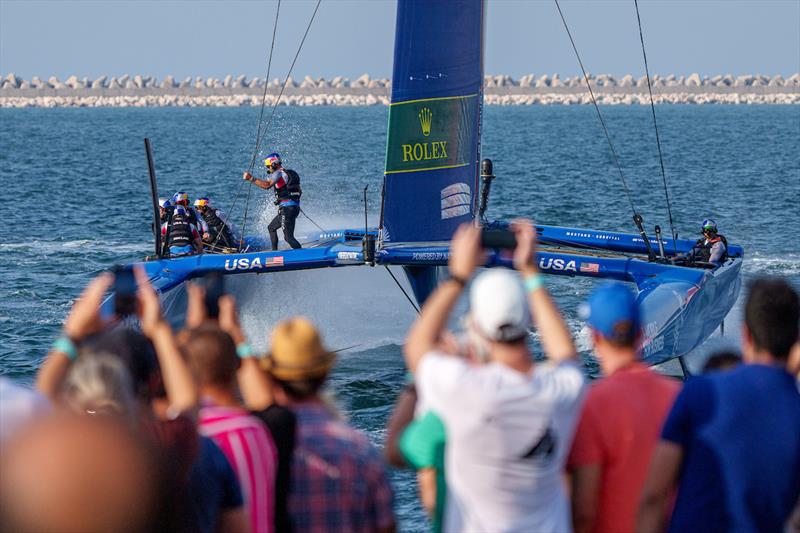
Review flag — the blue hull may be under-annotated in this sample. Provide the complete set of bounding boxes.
[116,222,742,365]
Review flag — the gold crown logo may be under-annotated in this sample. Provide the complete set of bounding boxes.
[418,107,432,137]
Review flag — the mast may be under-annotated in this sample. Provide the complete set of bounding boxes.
[379,0,485,244]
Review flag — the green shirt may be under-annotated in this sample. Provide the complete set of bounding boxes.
[399,411,447,533]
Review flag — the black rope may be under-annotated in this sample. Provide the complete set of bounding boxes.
[299,207,328,233]
[634,0,678,252]
[384,266,420,314]
[238,0,283,251]
[238,0,323,250]
[554,0,639,219]
[210,0,281,253]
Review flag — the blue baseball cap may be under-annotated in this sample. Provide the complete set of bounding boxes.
[580,282,640,343]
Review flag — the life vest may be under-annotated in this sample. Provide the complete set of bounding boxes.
[275,168,302,203]
[201,209,233,246]
[693,234,728,263]
[166,217,194,248]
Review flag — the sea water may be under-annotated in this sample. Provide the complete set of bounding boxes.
[1,105,799,529]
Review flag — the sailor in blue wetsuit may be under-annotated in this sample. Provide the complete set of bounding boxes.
[692,219,728,266]
[242,153,303,251]
[161,206,203,257]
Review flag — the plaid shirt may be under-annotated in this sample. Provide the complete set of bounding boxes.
[289,403,394,532]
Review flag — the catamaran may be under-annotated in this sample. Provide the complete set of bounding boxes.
[121,0,743,370]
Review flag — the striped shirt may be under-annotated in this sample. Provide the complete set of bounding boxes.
[199,403,278,533]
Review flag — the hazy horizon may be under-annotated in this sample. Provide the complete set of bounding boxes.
[2,0,798,81]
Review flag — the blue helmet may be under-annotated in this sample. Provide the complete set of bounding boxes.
[174,205,187,217]
[702,218,717,234]
[172,191,189,206]
[158,197,171,209]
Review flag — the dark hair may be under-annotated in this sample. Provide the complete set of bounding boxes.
[604,320,638,348]
[181,325,239,387]
[744,278,800,360]
[273,376,326,401]
[702,350,742,372]
[84,328,160,401]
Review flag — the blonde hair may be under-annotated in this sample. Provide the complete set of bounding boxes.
[62,352,137,417]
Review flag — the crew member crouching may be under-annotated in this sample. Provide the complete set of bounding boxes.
[194,197,238,249]
[692,218,728,266]
[161,206,203,257]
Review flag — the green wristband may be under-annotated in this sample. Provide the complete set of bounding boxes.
[52,336,78,361]
[523,273,545,293]
[236,343,255,359]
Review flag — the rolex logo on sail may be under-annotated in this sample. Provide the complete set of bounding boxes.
[385,94,478,174]
[418,107,432,136]
[400,106,448,163]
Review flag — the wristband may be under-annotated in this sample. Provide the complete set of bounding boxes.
[448,274,468,288]
[523,273,545,293]
[236,343,256,359]
[52,336,78,361]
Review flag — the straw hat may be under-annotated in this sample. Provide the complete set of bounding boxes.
[261,318,335,381]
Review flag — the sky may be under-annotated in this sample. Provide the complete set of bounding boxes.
[1,0,798,81]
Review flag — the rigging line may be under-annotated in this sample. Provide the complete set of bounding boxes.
[249,0,282,173]
[634,0,678,252]
[299,207,328,233]
[553,0,639,218]
[211,0,282,253]
[238,0,283,251]
[258,0,322,149]
[239,0,322,250]
[384,266,421,315]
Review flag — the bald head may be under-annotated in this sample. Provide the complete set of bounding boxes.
[0,414,164,532]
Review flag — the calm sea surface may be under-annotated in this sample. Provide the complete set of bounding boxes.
[1,105,799,529]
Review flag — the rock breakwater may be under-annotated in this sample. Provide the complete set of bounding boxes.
[2,73,798,107]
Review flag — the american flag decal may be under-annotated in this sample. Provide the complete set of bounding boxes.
[265,256,284,267]
[580,262,600,273]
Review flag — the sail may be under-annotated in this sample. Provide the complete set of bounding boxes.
[380,0,485,244]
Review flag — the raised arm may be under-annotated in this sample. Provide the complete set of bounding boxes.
[36,274,113,401]
[217,295,274,410]
[403,223,483,374]
[511,219,576,363]
[135,267,198,415]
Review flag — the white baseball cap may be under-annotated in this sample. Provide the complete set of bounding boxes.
[469,269,530,342]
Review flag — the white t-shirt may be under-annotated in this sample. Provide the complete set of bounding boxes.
[416,352,586,533]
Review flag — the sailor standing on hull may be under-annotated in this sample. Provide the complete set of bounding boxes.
[242,153,303,250]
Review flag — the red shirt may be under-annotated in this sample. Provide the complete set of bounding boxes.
[567,362,680,533]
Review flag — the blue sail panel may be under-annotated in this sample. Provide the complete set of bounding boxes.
[380,0,484,244]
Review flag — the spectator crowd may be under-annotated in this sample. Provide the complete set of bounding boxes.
[1,219,799,532]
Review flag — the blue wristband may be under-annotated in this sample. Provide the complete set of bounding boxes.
[52,336,78,361]
[523,273,544,293]
[236,343,255,359]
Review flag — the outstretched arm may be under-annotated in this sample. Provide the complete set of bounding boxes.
[404,223,483,374]
[511,219,576,363]
[243,171,274,190]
